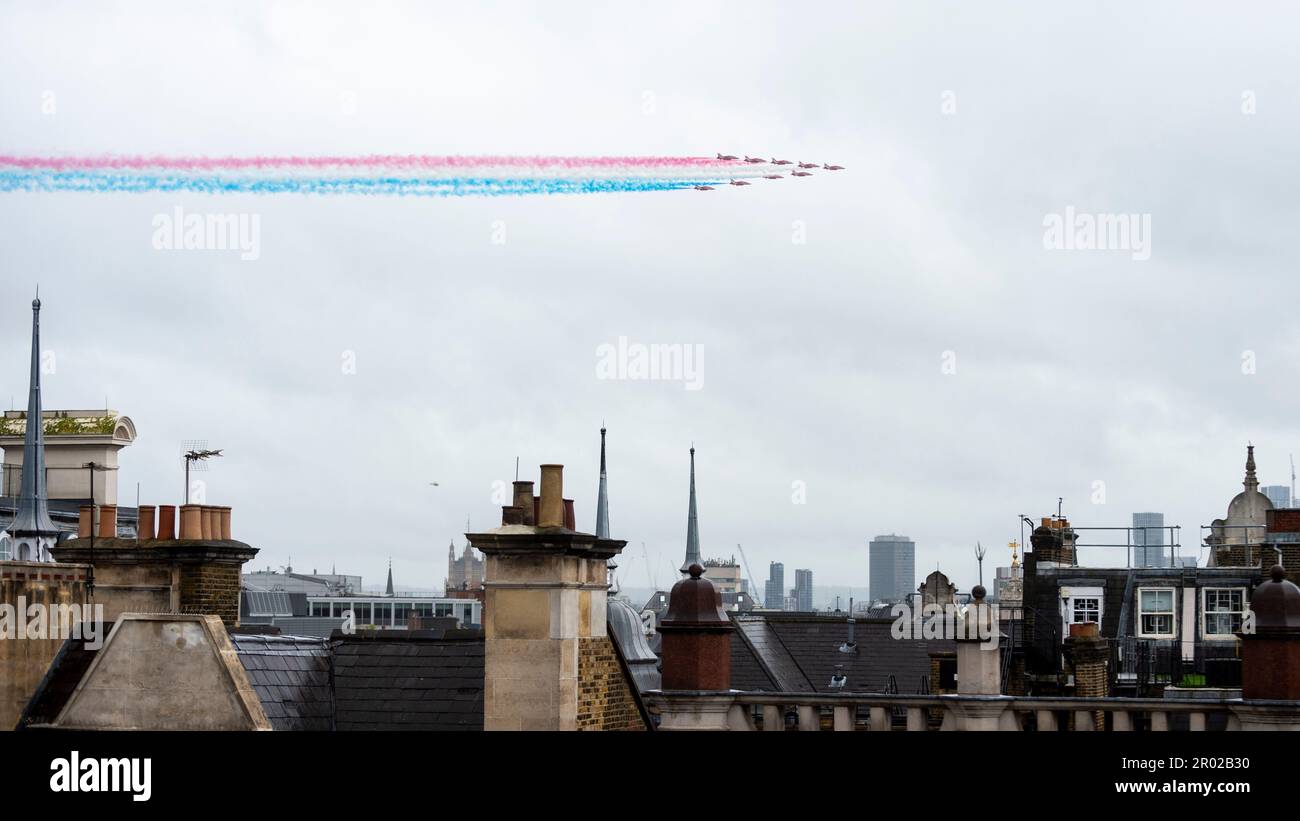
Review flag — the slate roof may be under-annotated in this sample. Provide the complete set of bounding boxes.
[230,633,334,731]
[331,629,484,731]
[729,613,952,694]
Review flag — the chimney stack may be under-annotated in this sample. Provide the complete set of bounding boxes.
[538,465,564,528]
[658,563,733,690]
[1241,565,1300,700]
[471,462,627,730]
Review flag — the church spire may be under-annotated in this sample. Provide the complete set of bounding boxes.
[7,295,58,561]
[1245,443,1259,492]
[680,446,701,575]
[385,557,394,596]
[595,424,610,539]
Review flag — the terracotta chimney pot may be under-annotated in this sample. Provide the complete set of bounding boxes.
[156,505,177,540]
[137,505,156,541]
[97,504,117,539]
[77,506,93,538]
[179,505,202,539]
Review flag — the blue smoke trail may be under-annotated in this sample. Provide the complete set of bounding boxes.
[0,171,728,197]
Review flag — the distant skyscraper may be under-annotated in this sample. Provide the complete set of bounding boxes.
[868,535,914,603]
[1132,512,1166,567]
[764,562,785,609]
[794,569,813,611]
[1262,485,1292,510]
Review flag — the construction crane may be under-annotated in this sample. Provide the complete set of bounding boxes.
[641,542,660,591]
[735,542,762,603]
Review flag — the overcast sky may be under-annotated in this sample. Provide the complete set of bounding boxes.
[2,1,1298,596]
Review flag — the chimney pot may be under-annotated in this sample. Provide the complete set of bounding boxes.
[77,505,93,538]
[501,505,524,526]
[156,505,177,540]
[512,481,536,526]
[97,504,118,539]
[219,506,231,540]
[137,505,156,541]
[200,506,214,539]
[179,505,202,539]
[563,498,576,531]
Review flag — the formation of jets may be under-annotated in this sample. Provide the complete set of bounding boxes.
[696,152,845,189]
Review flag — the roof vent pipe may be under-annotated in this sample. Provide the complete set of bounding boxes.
[839,617,857,653]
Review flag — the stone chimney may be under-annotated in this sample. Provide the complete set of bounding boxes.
[469,463,626,730]
[955,585,999,695]
[943,584,1016,729]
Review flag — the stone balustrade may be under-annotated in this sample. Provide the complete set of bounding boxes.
[644,690,1300,731]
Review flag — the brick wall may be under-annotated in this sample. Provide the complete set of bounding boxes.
[576,636,645,731]
[179,563,241,626]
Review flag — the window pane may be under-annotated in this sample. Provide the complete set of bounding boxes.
[1141,590,1172,612]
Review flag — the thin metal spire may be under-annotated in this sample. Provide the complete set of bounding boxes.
[681,446,701,574]
[1245,442,1259,491]
[385,557,394,596]
[7,295,58,555]
[595,424,610,539]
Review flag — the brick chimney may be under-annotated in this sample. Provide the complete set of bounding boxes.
[1241,565,1300,700]
[658,563,733,690]
[51,502,257,627]
[1064,621,1107,729]
[1029,517,1077,567]
[469,463,626,730]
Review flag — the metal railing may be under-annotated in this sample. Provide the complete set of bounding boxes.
[1050,526,1186,569]
[1111,637,1242,694]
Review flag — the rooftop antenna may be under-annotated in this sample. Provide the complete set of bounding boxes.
[181,442,222,504]
[974,541,986,588]
[1057,497,1064,520]
[514,456,519,482]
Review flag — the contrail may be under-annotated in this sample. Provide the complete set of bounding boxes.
[0,154,818,197]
